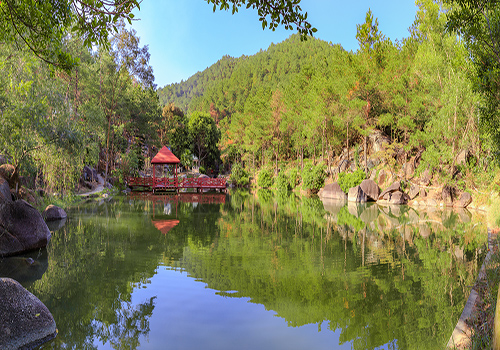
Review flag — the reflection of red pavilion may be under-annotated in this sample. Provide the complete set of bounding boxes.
[152,220,180,235]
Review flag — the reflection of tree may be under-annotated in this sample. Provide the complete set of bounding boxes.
[93,297,156,350]
[180,191,486,350]
[26,196,222,349]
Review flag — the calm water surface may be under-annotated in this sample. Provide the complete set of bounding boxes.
[1,190,487,350]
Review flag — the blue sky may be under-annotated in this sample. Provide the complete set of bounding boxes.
[131,0,419,88]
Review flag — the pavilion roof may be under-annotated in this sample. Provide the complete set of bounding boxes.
[151,146,180,164]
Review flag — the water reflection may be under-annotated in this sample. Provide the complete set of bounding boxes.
[0,191,485,350]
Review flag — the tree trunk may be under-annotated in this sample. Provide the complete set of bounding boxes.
[364,134,368,175]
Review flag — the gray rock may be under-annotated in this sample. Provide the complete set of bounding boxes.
[359,179,380,201]
[42,205,67,222]
[388,191,409,205]
[408,184,420,200]
[0,278,57,349]
[456,192,472,208]
[378,181,401,200]
[0,176,12,203]
[348,185,368,203]
[321,182,347,201]
[0,200,51,257]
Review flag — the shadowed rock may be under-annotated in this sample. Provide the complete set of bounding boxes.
[0,278,57,349]
[0,200,51,257]
[42,205,67,222]
[348,185,367,203]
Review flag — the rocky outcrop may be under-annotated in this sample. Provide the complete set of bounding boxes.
[0,199,51,257]
[42,205,67,222]
[320,182,347,201]
[359,179,380,201]
[0,278,57,349]
[378,181,401,200]
[348,185,368,203]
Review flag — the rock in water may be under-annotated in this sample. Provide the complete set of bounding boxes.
[0,200,51,257]
[320,182,347,201]
[359,179,380,201]
[42,205,67,222]
[0,278,57,349]
[348,185,368,203]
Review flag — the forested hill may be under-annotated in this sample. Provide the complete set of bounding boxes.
[157,34,339,115]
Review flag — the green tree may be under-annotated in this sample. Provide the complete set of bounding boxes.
[188,112,221,169]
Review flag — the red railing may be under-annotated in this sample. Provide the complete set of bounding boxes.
[127,176,227,190]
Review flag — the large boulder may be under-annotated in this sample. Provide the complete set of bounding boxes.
[42,205,67,222]
[359,179,380,201]
[348,185,368,203]
[320,182,347,201]
[378,181,401,200]
[0,200,51,257]
[0,278,57,349]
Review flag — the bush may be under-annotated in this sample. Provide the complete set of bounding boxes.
[337,169,366,193]
[258,168,274,188]
[287,168,300,189]
[302,164,326,192]
[276,171,291,192]
[230,163,249,187]
[199,166,206,174]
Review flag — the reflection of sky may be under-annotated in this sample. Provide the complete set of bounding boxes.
[113,267,354,350]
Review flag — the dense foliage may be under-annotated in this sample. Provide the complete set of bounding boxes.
[159,0,492,191]
[338,169,366,194]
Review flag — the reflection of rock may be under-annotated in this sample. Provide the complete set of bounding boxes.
[0,200,52,257]
[0,251,48,286]
[321,198,346,220]
[46,218,67,232]
[455,208,472,223]
[359,203,379,224]
[454,246,464,260]
[0,278,57,349]
[419,224,431,238]
[348,186,367,203]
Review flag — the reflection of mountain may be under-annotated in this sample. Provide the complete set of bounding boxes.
[152,220,180,235]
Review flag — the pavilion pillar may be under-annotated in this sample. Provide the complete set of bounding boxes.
[153,164,156,189]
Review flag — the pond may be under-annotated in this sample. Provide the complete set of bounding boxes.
[0,190,487,350]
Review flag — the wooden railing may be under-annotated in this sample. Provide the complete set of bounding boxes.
[127,176,227,190]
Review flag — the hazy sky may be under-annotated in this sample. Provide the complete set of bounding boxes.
[130,0,419,88]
